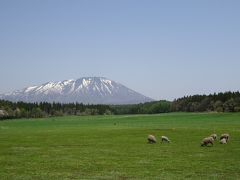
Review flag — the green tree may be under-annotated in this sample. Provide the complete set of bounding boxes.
[223,98,235,112]
[214,100,223,112]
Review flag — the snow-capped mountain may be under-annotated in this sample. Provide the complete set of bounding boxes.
[0,77,154,104]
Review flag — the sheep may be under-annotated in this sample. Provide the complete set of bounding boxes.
[210,134,217,140]
[161,136,170,143]
[147,135,157,143]
[220,134,229,142]
[220,138,227,144]
[201,137,214,147]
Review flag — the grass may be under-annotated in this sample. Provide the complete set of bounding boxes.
[0,112,240,179]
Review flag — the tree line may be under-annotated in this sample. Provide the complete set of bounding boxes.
[0,101,113,120]
[0,91,240,120]
[171,91,240,112]
[112,100,171,115]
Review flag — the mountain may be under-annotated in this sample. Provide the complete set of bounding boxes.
[0,77,154,104]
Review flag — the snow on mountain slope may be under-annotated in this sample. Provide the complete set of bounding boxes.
[0,77,154,104]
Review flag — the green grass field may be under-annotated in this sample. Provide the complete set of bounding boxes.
[0,113,240,179]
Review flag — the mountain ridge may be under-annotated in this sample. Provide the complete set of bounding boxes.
[0,77,154,104]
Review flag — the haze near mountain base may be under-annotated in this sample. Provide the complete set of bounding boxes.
[0,77,154,104]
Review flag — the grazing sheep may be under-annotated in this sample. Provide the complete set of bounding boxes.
[161,136,170,143]
[210,134,217,140]
[220,134,229,142]
[147,135,157,143]
[201,137,214,147]
[220,138,227,144]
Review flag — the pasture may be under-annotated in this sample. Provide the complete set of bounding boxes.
[0,113,240,179]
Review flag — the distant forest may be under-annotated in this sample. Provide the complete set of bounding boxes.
[0,91,240,120]
[171,91,240,112]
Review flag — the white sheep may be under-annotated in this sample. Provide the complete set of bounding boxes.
[220,138,227,144]
[147,135,157,143]
[161,136,170,143]
[220,134,229,142]
[201,137,214,147]
[210,134,217,140]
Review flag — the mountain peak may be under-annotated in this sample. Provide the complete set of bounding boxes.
[0,77,154,104]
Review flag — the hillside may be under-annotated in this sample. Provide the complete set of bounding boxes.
[0,77,153,104]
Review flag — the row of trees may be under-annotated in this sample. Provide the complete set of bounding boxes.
[112,101,171,114]
[1,91,240,120]
[0,100,113,119]
[0,99,171,120]
[171,91,240,112]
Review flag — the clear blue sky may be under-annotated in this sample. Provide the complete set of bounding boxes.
[0,0,240,100]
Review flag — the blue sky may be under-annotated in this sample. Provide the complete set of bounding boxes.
[0,0,240,100]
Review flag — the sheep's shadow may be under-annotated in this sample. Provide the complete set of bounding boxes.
[201,145,214,148]
[147,142,156,144]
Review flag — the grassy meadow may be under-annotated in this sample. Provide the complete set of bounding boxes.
[0,113,240,179]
